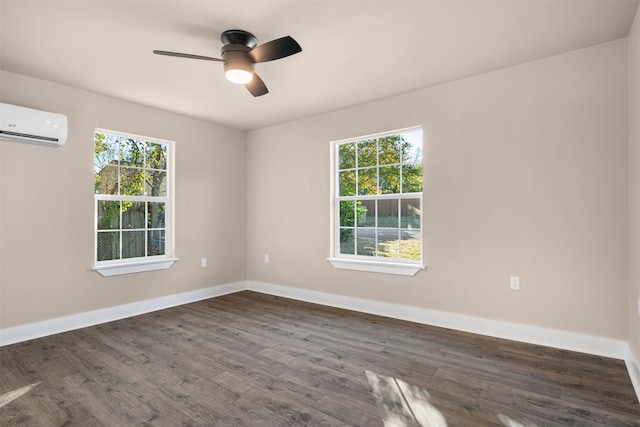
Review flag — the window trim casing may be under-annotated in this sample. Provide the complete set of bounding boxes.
[328,126,425,276]
[93,129,178,276]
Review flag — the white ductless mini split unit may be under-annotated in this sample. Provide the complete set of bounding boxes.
[0,103,68,147]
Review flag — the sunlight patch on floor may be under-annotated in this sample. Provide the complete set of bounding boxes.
[365,370,447,427]
[497,413,538,427]
[365,370,539,427]
[0,382,41,408]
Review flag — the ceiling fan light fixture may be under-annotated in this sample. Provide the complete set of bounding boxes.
[224,61,254,84]
[225,68,253,84]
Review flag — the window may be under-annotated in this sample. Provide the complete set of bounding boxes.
[93,130,177,276]
[329,127,424,276]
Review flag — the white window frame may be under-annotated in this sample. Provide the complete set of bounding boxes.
[93,129,178,276]
[327,127,425,276]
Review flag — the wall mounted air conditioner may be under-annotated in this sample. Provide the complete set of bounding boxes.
[0,102,68,147]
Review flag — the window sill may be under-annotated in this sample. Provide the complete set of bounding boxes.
[326,257,424,276]
[93,258,179,277]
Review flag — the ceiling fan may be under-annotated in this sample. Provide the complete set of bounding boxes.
[153,29,302,97]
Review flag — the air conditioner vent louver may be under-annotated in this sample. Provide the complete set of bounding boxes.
[0,130,59,142]
[0,103,68,147]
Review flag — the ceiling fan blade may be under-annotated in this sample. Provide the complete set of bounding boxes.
[249,36,302,63]
[153,50,223,62]
[246,73,268,97]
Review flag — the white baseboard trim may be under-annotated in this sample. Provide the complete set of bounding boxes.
[626,344,640,402]
[246,280,628,360]
[0,281,246,347]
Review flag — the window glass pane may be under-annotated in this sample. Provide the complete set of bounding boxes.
[377,228,399,258]
[94,133,119,194]
[357,168,377,195]
[120,167,145,196]
[339,201,356,227]
[146,143,167,170]
[145,170,167,197]
[401,132,423,193]
[148,230,165,256]
[357,139,377,168]
[379,165,400,194]
[96,165,119,195]
[122,202,145,229]
[356,199,375,227]
[377,199,398,228]
[97,231,120,261]
[400,230,421,260]
[378,135,401,165]
[97,200,120,230]
[122,230,145,259]
[356,228,375,256]
[339,228,355,254]
[148,202,166,229]
[339,170,356,197]
[338,142,356,170]
[120,138,145,167]
[402,163,422,193]
[401,130,423,164]
[401,198,421,228]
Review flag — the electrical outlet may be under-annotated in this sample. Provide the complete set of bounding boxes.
[201,258,207,268]
[510,276,520,290]
[264,254,270,264]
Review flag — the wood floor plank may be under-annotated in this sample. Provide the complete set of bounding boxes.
[1,291,638,426]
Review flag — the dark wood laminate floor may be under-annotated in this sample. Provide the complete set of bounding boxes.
[1,291,638,426]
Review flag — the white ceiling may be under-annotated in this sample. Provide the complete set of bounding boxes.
[1,0,638,131]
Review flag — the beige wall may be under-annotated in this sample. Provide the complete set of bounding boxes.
[0,71,247,328]
[247,39,629,340]
[630,7,640,359]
